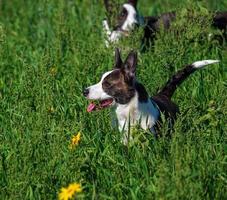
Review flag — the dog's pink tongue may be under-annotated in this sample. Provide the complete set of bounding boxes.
[87,103,96,112]
[101,99,113,107]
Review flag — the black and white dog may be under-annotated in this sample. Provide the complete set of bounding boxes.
[103,0,175,47]
[103,0,227,47]
[83,48,219,143]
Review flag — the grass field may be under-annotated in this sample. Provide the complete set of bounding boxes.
[0,0,227,199]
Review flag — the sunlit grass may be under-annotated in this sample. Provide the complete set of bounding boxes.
[0,0,226,199]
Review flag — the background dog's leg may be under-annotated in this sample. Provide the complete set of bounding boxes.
[103,19,111,47]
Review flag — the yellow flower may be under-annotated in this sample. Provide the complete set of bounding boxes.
[49,67,57,76]
[69,132,81,149]
[59,183,82,200]
[47,106,55,113]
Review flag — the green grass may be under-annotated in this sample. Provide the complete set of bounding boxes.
[0,0,227,199]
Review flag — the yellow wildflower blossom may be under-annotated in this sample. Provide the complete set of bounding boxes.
[47,106,55,113]
[49,67,57,76]
[69,132,81,149]
[58,183,82,200]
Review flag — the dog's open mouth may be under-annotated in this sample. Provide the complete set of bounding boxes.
[87,98,114,112]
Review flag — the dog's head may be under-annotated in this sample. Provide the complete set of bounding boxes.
[83,48,138,112]
[104,0,138,33]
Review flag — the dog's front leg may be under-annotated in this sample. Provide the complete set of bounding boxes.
[121,131,133,145]
[118,120,133,145]
[103,19,111,35]
[102,19,111,47]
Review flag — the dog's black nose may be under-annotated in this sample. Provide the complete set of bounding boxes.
[83,88,89,97]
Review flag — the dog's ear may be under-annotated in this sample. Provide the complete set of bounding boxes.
[114,48,123,69]
[123,50,137,82]
[128,0,137,8]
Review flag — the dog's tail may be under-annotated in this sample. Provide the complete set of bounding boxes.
[158,60,219,98]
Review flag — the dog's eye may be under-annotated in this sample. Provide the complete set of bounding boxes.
[120,9,127,17]
[121,11,126,17]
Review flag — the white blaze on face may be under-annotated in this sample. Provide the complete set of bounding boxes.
[121,4,138,31]
[86,70,113,100]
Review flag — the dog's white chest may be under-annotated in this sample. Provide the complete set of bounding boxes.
[115,95,159,132]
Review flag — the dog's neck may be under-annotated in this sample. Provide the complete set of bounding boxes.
[115,82,160,132]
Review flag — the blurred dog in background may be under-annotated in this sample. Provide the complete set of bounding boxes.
[103,0,227,48]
